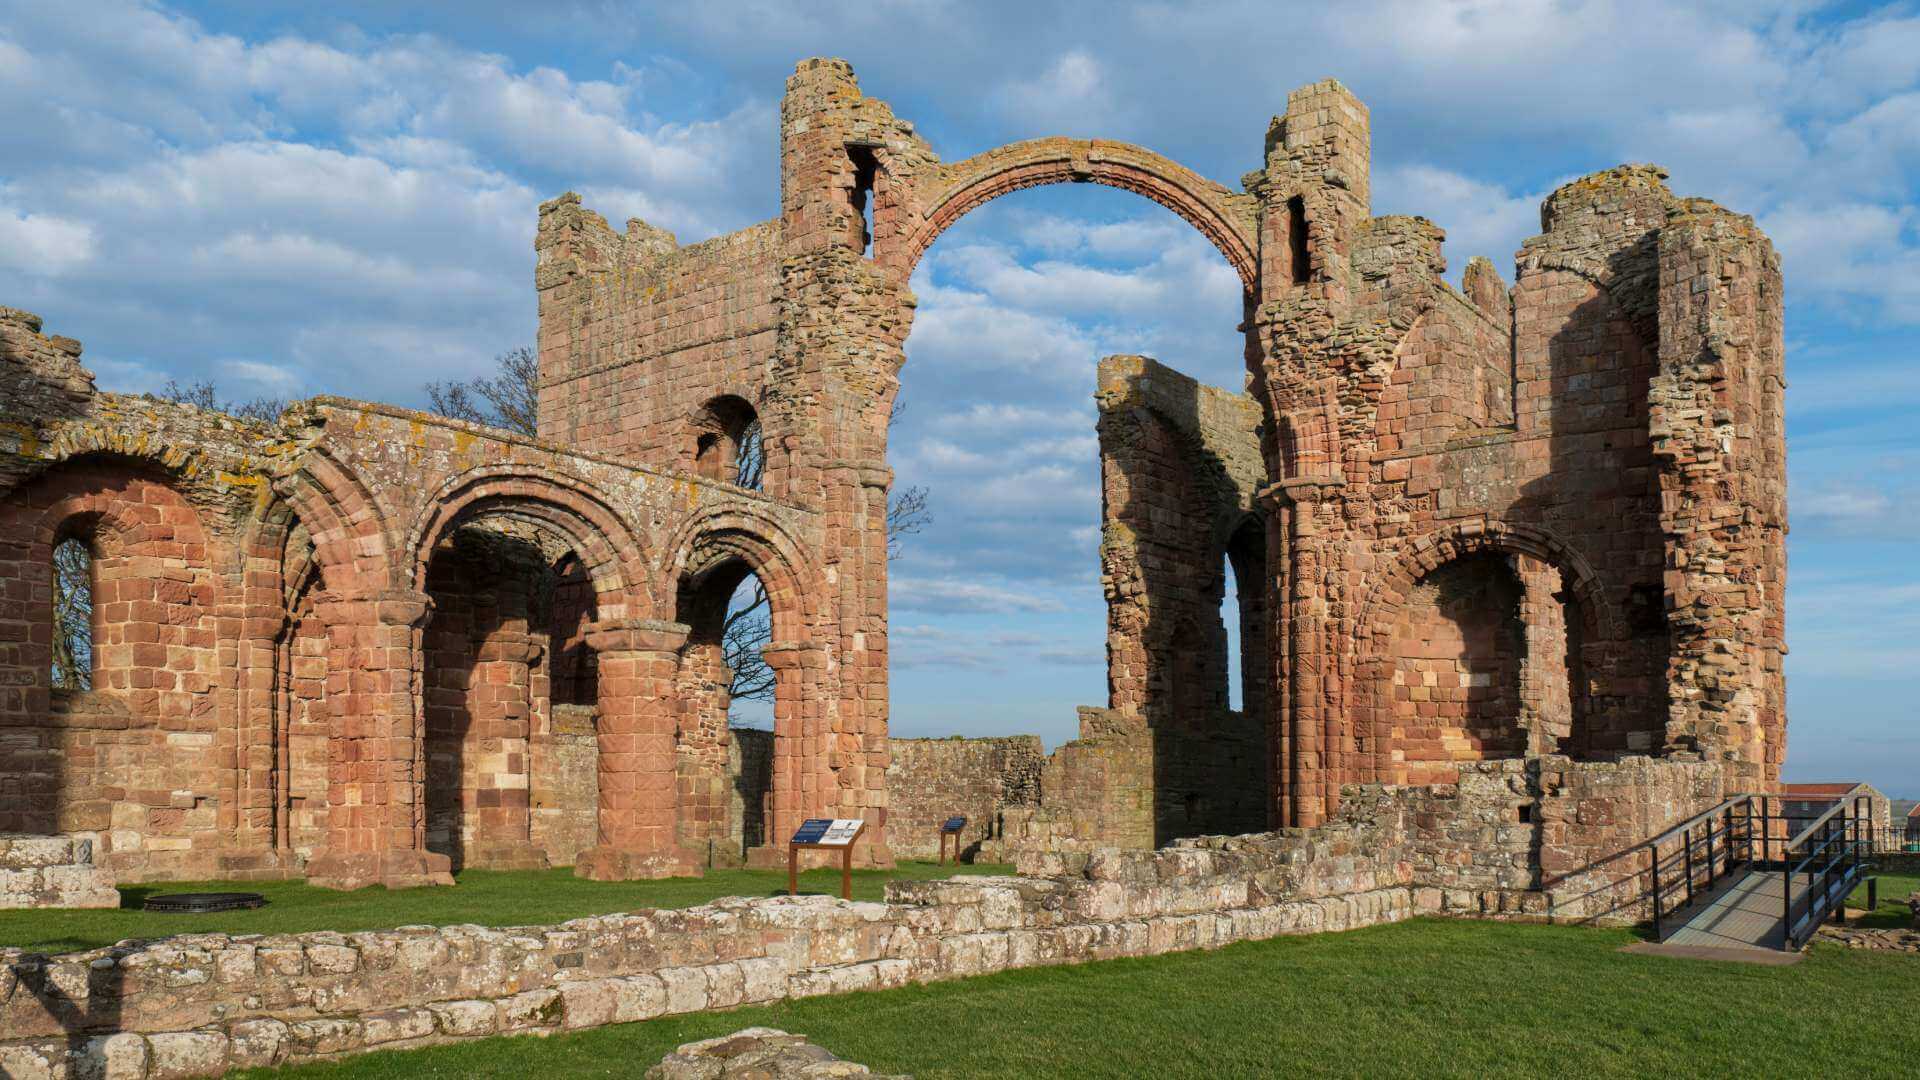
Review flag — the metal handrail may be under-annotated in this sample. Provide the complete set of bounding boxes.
[1649,793,1762,847]
[1780,790,1871,950]
[1648,794,1768,940]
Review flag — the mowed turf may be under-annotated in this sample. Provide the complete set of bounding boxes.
[1848,870,1919,929]
[231,917,1919,1080]
[0,861,1009,955]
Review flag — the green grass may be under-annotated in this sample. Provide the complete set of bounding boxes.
[234,918,1918,1080]
[1848,870,1919,930]
[0,861,1008,955]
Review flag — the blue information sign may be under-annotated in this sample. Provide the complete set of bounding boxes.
[941,816,968,833]
[791,819,833,845]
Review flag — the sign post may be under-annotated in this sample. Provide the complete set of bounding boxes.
[938,815,968,865]
[787,818,866,900]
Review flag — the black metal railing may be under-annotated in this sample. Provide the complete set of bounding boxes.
[1781,785,1873,949]
[1648,793,1767,940]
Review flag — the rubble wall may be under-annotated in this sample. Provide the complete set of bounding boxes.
[884,736,1042,860]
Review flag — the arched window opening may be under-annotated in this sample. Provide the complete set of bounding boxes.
[691,396,763,490]
[847,144,880,257]
[677,557,778,861]
[1223,518,1268,721]
[546,552,597,707]
[50,531,94,690]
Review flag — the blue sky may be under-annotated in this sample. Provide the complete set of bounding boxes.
[2,2,1915,795]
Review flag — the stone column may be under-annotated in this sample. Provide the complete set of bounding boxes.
[462,628,547,869]
[754,639,835,867]
[1265,479,1343,828]
[306,588,453,890]
[575,618,697,880]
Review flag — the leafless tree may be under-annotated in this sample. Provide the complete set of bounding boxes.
[50,536,92,689]
[425,347,540,438]
[159,378,287,423]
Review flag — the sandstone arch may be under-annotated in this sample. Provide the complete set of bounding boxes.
[899,138,1260,291]
[404,465,649,619]
[1353,520,1620,783]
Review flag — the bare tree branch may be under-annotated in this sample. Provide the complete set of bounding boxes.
[734,418,764,490]
[159,379,287,423]
[726,398,931,717]
[425,346,539,438]
[50,537,92,689]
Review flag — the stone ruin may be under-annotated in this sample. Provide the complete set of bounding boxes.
[0,59,1785,897]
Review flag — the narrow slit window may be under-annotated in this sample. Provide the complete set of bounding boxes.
[51,534,93,689]
[1287,196,1310,285]
[848,146,879,257]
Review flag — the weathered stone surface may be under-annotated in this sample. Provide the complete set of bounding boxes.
[0,833,119,908]
[647,1028,908,1079]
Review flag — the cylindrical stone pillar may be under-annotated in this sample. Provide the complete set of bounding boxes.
[575,618,697,880]
[306,588,454,890]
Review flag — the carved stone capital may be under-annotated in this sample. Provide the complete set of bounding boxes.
[586,618,690,655]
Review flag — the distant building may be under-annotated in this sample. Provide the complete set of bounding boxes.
[1781,783,1894,853]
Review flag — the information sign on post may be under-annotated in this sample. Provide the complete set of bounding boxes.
[788,818,866,900]
[938,816,968,865]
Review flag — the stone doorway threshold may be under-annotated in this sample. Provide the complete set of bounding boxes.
[1618,941,1803,966]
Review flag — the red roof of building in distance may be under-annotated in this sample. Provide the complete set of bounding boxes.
[1781,782,1864,796]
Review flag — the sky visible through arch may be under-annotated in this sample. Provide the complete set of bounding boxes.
[2,1,1916,795]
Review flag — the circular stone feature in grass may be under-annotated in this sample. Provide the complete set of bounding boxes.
[141,892,267,913]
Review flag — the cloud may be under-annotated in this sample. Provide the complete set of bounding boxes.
[891,577,1068,615]
[0,204,95,274]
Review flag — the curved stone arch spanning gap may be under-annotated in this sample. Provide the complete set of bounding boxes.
[896,138,1260,293]
[1353,520,1620,653]
[269,449,396,599]
[658,504,819,646]
[402,465,650,619]
[21,455,215,560]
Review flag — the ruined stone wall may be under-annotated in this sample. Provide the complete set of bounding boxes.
[0,834,117,910]
[534,201,782,483]
[1248,75,1785,826]
[0,303,831,888]
[1093,355,1270,842]
[1399,756,1725,924]
[0,750,1718,1076]
[884,735,1042,860]
[532,705,599,867]
[726,727,774,857]
[988,709,1155,858]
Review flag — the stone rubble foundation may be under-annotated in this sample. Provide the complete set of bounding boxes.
[0,835,119,910]
[646,1027,907,1079]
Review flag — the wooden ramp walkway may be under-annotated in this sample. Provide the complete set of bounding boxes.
[1661,870,1808,951]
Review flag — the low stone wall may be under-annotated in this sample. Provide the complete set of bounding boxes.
[884,736,1042,861]
[0,820,1411,1077]
[1871,852,1920,876]
[1401,756,1725,925]
[0,834,118,910]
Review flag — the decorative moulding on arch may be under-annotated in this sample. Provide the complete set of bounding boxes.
[899,137,1260,292]
[1354,518,1622,653]
[401,462,649,605]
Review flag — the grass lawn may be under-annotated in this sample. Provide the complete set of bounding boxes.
[234,917,1918,1080]
[1848,870,1919,929]
[0,861,1009,955]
